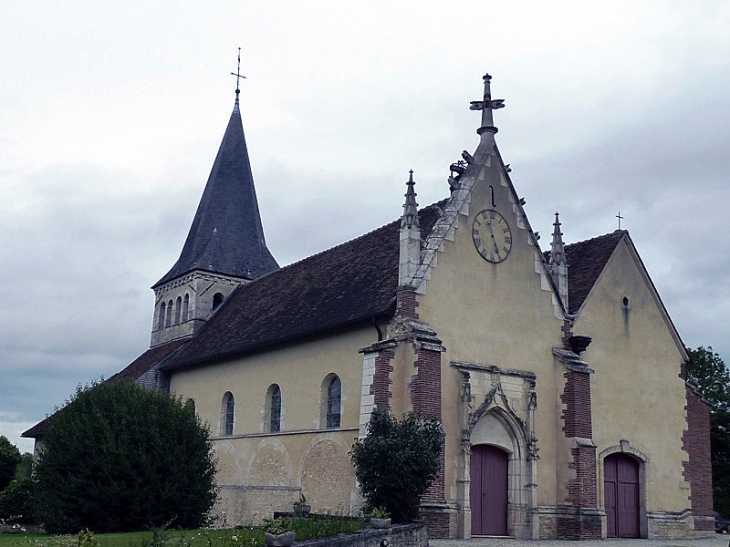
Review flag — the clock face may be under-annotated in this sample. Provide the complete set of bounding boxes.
[472,209,512,263]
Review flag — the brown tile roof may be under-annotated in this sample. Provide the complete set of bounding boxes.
[564,230,626,314]
[22,339,189,439]
[161,203,444,371]
[106,339,190,382]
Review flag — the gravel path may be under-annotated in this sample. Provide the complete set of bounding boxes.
[430,535,728,547]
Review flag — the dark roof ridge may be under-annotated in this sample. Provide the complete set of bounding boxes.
[565,229,627,249]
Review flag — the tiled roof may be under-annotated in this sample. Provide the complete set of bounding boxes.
[564,230,626,314]
[154,102,278,287]
[22,339,188,439]
[161,203,443,371]
[106,339,189,382]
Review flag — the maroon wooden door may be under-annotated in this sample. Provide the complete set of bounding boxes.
[604,453,640,538]
[470,444,509,536]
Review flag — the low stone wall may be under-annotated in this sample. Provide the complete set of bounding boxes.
[295,524,426,547]
[647,510,695,539]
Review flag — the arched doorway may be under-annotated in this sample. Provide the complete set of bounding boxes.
[604,453,640,538]
[470,444,509,536]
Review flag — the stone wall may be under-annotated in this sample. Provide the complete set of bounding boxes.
[533,506,604,540]
[297,524,426,547]
[646,510,695,539]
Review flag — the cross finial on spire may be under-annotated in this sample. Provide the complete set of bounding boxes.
[230,47,246,110]
[470,73,505,137]
[616,211,624,230]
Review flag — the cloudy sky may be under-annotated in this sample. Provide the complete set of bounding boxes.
[2,1,729,452]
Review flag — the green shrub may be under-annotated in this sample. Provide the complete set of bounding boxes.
[0,477,34,524]
[33,381,217,533]
[351,410,443,523]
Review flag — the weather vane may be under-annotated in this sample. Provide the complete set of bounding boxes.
[231,47,246,94]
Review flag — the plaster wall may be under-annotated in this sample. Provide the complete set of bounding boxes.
[574,239,690,515]
[169,327,376,522]
[414,160,565,511]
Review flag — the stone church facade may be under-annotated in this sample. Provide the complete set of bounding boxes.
[24,74,713,540]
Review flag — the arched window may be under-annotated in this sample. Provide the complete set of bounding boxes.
[158,302,166,330]
[165,299,173,327]
[212,292,224,311]
[174,296,182,325]
[185,398,195,415]
[182,293,190,322]
[325,375,341,428]
[267,384,281,433]
[221,392,234,436]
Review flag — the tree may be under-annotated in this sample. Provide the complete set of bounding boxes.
[686,346,730,517]
[0,477,34,524]
[34,381,217,533]
[686,346,730,412]
[0,435,21,492]
[351,410,443,523]
[13,453,33,481]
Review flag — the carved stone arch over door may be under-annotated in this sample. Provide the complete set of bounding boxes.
[470,409,527,538]
[452,363,539,539]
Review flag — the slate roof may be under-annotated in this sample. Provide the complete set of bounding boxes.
[154,101,279,287]
[161,203,444,371]
[563,230,626,314]
[21,340,189,438]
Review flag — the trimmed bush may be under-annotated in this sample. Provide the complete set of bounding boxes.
[34,381,217,533]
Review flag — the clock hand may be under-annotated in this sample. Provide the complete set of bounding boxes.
[485,220,501,259]
[490,234,501,258]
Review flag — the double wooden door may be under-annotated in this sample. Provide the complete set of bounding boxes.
[470,444,509,536]
[604,453,640,538]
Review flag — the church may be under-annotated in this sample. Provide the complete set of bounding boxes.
[24,74,713,540]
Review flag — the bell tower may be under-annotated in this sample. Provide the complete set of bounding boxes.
[150,56,278,347]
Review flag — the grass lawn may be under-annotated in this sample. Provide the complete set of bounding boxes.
[0,529,264,547]
[0,517,365,547]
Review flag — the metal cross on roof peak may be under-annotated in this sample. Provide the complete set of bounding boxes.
[230,47,246,95]
[616,211,624,230]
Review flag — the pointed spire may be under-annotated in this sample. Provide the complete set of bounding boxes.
[549,212,569,311]
[154,84,278,289]
[550,212,566,266]
[402,170,420,229]
[470,73,505,140]
[399,170,421,287]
